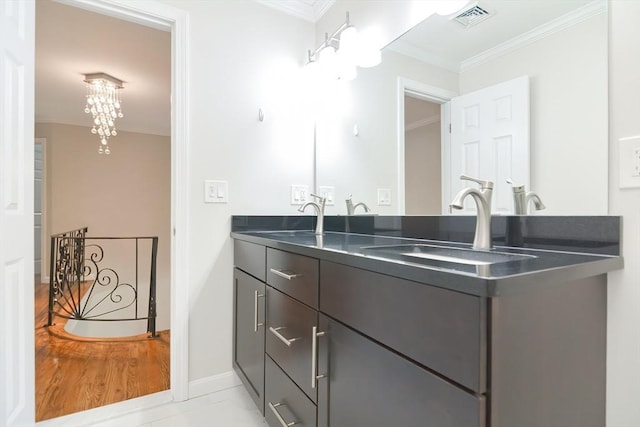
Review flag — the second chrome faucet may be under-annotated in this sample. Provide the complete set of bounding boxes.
[298,193,327,235]
[450,174,494,250]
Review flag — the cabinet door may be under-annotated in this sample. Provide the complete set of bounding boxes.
[233,268,266,414]
[317,315,485,427]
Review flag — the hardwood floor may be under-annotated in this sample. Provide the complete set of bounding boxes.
[35,282,170,422]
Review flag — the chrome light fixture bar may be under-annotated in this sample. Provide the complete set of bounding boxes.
[306,12,381,82]
[84,72,124,155]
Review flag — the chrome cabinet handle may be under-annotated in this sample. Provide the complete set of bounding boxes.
[253,290,264,332]
[270,268,302,281]
[268,402,297,427]
[269,326,300,347]
[311,326,326,389]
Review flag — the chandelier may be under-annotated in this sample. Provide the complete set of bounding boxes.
[84,73,124,155]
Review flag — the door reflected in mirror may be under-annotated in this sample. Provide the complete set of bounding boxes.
[315,0,607,216]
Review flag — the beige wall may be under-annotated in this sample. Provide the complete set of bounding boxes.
[35,122,171,331]
[405,123,441,214]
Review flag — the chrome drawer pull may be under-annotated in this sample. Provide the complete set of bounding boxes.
[268,402,297,427]
[253,290,264,332]
[269,326,300,347]
[311,326,326,389]
[270,268,302,281]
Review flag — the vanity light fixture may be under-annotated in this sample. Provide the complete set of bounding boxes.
[306,12,381,82]
[83,72,124,155]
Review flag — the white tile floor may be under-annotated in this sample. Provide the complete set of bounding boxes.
[90,387,266,427]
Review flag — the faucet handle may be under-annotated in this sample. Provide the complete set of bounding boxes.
[506,178,525,192]
[460,174,494,190]
[310,193,327,206]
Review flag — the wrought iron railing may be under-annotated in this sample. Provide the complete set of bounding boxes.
[48,227,159,337]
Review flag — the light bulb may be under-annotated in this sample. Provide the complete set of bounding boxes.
[104,147,110,155]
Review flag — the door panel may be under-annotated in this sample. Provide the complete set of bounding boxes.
[233,268,265,413]
[1,0,35,425]
[317,315,485,427]
[449,76,530,214]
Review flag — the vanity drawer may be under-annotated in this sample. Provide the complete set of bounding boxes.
[265,355,316,427]
[234,240,266,281]
[267,248,318,308]
[320,260,487,393]
[266,286,317,402]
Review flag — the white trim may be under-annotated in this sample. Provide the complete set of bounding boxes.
[460,0,606,72]
[30,0,190,424]
[35,391,172,427]
[188,371,243,399]
[253,0,335,23]
[397,77,457,215]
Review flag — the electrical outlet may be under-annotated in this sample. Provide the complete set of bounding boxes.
[318,186,335,205]
[291,185,309,205]
[619,136,640,188]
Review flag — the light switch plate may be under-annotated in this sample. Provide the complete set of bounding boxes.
[291,185,309,205]
[318,186,335,205]
[204,180,228,203]
[377,188,391,206]
[619,136,640,189]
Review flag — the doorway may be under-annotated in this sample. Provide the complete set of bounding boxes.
[34,0,172,420]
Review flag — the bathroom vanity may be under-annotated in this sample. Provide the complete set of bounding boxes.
[231,215,622,427]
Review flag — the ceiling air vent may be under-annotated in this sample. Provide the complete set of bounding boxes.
[453,3,492,28]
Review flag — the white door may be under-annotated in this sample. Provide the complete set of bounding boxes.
[0,0,35,426]
[448,76,530,214]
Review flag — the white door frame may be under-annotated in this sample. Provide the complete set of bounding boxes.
[4,0,190,425]
[396,77,457,214]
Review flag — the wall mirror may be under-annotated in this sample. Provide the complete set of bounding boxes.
[315,0,608,216]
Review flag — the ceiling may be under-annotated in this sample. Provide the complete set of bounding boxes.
[388,0,600,72]
[35,0,171,137]
[35,0,600,137]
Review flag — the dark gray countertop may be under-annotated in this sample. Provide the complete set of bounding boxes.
[231,230,623,297]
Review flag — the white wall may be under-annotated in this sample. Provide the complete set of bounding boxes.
[315,49,458,214]
[35,122,172,332]
[459,12,608,215]
[158,0,315,382]
[607,1,640,426]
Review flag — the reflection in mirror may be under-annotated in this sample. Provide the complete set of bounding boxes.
[315,0,607,216]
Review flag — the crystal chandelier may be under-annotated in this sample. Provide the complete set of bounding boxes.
[84,73,124,155]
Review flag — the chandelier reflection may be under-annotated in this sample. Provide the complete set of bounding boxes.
[84,73,124,155]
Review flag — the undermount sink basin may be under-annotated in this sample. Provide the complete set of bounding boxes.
[361,244,537,266]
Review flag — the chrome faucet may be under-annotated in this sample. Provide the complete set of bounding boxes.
[450,174,494,250]
[298,193,327,235]
[507,179,546,215]
[346,195,370,215]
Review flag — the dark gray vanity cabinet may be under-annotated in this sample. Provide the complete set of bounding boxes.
[233,237,607,427]
[233,241,266,414]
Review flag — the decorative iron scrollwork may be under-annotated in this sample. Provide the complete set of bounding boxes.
[48,227,158,337]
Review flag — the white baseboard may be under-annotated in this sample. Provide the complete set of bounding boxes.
[188,370,242,399]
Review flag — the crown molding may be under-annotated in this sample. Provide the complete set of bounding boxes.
[460,1,606,72]
[253,0,335,23]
